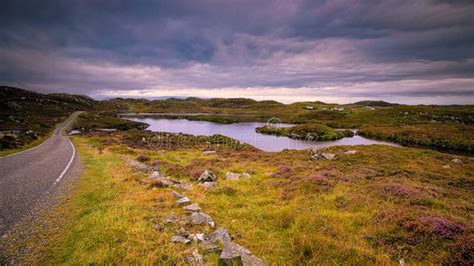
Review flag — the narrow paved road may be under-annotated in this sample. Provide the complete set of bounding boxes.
[0,112,81,236]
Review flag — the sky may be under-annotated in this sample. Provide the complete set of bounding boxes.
[1,0,473,104]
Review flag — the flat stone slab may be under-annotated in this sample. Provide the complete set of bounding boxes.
[184,203,201,213]
[171,235,191,244]
[190,212,214,226]
[163,212,177,224]
[175,197,191,206]
[226,172,241,181]
[172,191,185,199]
[205,227,231,244]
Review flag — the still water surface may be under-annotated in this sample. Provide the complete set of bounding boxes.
[127,117,396,152]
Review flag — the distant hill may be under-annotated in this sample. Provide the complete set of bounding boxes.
[352,100,400,107]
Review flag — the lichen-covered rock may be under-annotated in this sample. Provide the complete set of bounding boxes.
[242,254,267,266]
[175,197,191,206]
[172,191,185,199]
[310,148,336,160]
[198,170,217,183]
[220,242,251,264]
[184,249,204,266]
[184,203,201,213]
[163,212,177,224]
[190,212,214,226]
[205,227,231,244]
[241,173,251,179]
[199,181,217,189]
[226,172,241,181]
[171,235,191,244]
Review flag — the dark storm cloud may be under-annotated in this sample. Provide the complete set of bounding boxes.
[0,0,473,103]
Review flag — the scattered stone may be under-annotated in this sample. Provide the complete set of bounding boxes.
[175,197,191,206]
[126,158,150,173]
[190,212,214,226]
[171,235,191,244]
[206,227,231,244]
[242,173,251,179]
[226,172,241,181]
[451,158,463,164]
[242,254,267,266]
[200,181,217,188]
[220,242,251,264]
[189,233,205,242]
[197,170,217,183]
[442,165,451,169]
[344,150,358,155]
[202,150,216,155]
[172,191,185,199]
[149,171,160,179]
[163,212,177,224]
[184,203,201,213]
[322,153,336,160]
[184,249,204,266]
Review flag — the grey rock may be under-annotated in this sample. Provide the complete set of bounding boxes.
[197,170,217,183]
[344,150,358,155]
[149,171,160,179]
[163,212,177,224]
[202,150,216,155]
[205,227,231,244]
[220,242,251,264]
[175,197,191,206]
[242,254,267,266]
[226,172,241,181]
[321,153,336,160]
[189,233,205,242]
[184,249,204,266]
[451,158,463,164]
[241,173,251,179]
[171,235,191,244]
[172,191,185,199]
[442,165,451,169]
[199,181,217,189]
[184,203,201,213]
[190,212,214,226]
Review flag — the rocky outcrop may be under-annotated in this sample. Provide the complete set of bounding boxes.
[310,148,336,160]
[197,170,217,183]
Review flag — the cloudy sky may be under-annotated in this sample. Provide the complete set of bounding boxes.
[1,0,473,104]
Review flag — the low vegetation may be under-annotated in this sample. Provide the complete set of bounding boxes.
[11,131,473,264]
[256,124,354,141]
[72,112,148,132]
[359,124,474,154]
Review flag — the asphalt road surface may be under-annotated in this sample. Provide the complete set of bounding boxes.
[0,112,81,236]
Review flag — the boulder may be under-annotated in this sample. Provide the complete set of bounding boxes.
[184,203,201,213]
[184,249,204,266]
[172,191,185,199]
[310,148,336,160]
[170,235,191,244]
[175,197,191,206]
[163,212,177,224]
[190,212,214,226]
[198,170,217,183]
[241,173,251,179]
[205,227,231,244]
[451,158,463,164]
[199,181,217,189]
[344,150,358,155]
[149,171,160,179]
[189,233,205,242]
[226,172,241,181]
[242,254,267,266]
[219,242,251,264]
[442,165,451,169]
